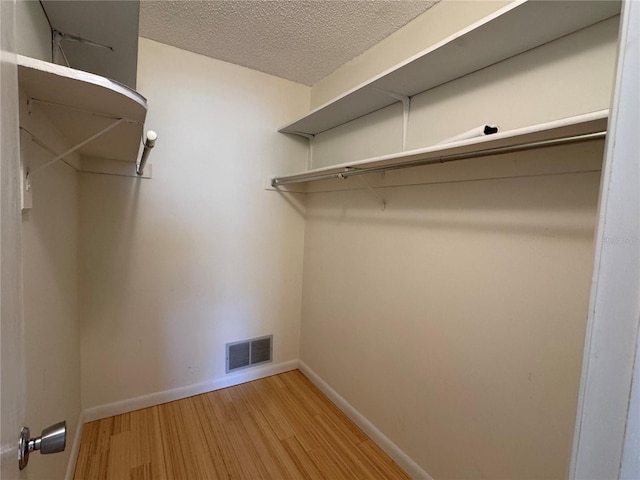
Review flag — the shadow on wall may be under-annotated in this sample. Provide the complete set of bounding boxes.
[79,172,142,326]
[77,172,169,384]
[79,170,212,394]
[303,144,603,242]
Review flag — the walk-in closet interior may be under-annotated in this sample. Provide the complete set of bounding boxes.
[2,0,639,478]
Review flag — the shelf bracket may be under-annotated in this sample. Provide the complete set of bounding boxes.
[374,88,411,151]
[27,118,125,178]
[53,29,114,68]
[19,127,80,172]
[292,132,315,169]
[350,170,386,210]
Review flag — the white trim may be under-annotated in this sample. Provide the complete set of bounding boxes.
[614,1,640,477]
[298,361,433,480]
[17,55,147,109]
[83,360,299,422]
[64,411,84,480]
[569,0,640,477]
[622,332,640,478]
[76,360,429,479]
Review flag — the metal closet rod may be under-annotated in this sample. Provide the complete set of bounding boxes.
[271,131,607,187]
[136,130,157,175]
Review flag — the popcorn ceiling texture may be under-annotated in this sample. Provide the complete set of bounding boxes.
[139,1,438,86]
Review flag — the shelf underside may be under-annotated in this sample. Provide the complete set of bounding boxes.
[279,0,620,136]
[17,55,147,163]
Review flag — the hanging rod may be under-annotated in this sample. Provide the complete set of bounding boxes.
[271,131,606,187]
[136,131,157,175]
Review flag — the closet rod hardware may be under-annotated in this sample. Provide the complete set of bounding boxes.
[375,89,411,151]
[271,131,606,187]
[28,118,125,177]
[136,131,157,176]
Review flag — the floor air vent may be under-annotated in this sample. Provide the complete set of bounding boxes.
[226,335,272,373]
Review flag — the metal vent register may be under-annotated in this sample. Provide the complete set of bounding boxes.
[226,335,272,373]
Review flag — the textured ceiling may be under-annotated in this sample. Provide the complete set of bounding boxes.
[139,1,438,86]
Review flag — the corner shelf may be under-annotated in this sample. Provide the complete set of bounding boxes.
[17,55,148,165]
[272,110,608,186]
[279,0,620,137]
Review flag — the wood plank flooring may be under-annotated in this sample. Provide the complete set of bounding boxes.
[73,370,410,479]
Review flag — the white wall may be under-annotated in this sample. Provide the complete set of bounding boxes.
[6,2,622,478]
[301,148,602,479]
[299,6,618,479]
[79,38,309,410]
[19,95,81,479]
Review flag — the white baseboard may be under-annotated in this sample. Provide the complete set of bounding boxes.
[64,411,84,480]
[298,361,433,480]
[79,359,429,479]
[83,359,299,422]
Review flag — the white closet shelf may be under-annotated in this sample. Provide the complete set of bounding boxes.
[279,0,620,136]
[271,110,608,187]
[17,55,147,164]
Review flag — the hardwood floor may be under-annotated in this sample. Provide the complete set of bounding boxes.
[73,370,410,479]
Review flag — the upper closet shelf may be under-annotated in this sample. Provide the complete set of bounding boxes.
[272,110,608,186]
[279,0,620,136]
[17,55,147,164]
